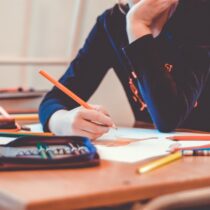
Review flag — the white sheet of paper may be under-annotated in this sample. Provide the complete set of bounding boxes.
[0,123,43,146]
[96,139,172,163]
[99,127,210,140]
[26,123,43,132]
[14,124,210,163]
[0,137,17,145]
[96,127,210,163]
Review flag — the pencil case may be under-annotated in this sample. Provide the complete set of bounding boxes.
[0,136,100,170]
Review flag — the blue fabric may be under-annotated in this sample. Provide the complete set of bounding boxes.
[39,1,210,132]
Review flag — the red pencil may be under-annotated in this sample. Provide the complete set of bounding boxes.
[168,135,210,141]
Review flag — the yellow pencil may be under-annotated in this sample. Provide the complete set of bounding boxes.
[0,114,39,121]
[138,151,182,174]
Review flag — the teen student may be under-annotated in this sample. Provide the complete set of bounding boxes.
[39,0,210,139]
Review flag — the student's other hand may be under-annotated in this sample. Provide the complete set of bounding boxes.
[126,0,179,41]
[48,105,114,140]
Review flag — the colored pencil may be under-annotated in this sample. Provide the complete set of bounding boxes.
[37,143,48,159]
[182,149,210,156]
[0,131,53,137]
[42,144,54,159]
[168,135,210,141]
[5,114,39,121]
[138,151,182,174]
[171,144,210,152]
[39,70,116,128]
[39,70,92,109]
[0,106,38,122]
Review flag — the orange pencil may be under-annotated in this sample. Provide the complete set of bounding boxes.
[13,131,53,136]
[39,70,92,109]
[0,114,39,122]
[168,135,210,141]
[39,70,117,129]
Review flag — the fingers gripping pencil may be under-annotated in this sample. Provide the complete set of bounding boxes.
[39,70,117,129]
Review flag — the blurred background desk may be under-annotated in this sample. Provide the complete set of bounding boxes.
[0,89,46,114]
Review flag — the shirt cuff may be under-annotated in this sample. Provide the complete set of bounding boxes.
[39,103,67,132]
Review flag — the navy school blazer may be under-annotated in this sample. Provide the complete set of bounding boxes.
[39,0,210,132]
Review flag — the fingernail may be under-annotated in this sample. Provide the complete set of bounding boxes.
[112,123,118,130]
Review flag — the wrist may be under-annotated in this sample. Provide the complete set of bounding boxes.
[48,109,68,134]
[126,20,152,43]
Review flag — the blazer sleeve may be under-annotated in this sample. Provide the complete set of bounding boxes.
[122,35,210,132]
[39,15,114,131]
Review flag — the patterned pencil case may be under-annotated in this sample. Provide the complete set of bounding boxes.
[0,136,100,170]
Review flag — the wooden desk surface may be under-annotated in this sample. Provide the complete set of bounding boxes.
[1,156,210,210]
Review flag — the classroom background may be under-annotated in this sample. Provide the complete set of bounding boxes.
[0,0,135,126]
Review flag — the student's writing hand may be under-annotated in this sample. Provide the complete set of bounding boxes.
[126,0,179,42]
[48,105,114,140]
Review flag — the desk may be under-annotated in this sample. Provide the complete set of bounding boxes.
[1,153,210,210]
[0,90,46,114]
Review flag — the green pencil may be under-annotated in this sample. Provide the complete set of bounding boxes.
[42,144,54,159]
[37,143,48,159]
[0,131,53,138]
